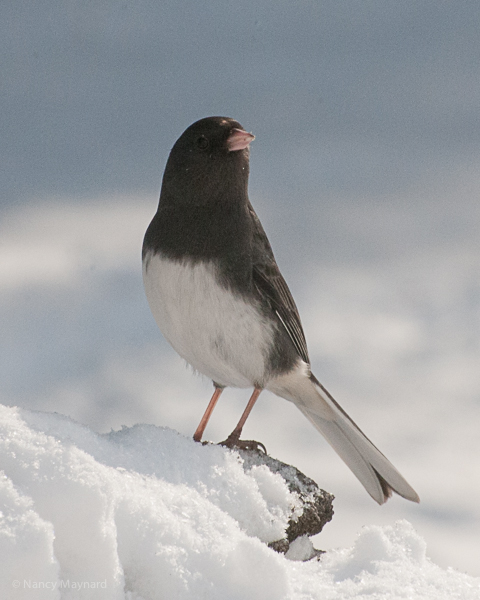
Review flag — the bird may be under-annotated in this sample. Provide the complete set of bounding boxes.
[142,116,420,505]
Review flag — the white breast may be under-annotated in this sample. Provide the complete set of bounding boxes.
[143,253,275,388]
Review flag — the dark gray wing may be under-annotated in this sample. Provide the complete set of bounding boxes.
[248,203,310,365]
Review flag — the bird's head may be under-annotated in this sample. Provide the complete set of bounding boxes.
[161,116,255,206]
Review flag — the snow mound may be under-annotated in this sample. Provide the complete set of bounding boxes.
[1,404,478,599]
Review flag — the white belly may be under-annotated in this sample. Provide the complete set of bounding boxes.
[143,253,275,388]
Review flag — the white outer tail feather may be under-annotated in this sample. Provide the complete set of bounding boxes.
[296,377,420,504]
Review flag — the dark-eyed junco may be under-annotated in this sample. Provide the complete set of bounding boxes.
[142,116,419,505]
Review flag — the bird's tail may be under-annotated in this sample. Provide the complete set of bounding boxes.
[284,373,419,504]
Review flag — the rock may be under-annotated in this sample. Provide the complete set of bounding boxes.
[238,448,334,559]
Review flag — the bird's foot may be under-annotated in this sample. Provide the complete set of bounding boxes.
[219,433,267,454]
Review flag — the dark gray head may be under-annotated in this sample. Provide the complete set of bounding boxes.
[160,116,255,207]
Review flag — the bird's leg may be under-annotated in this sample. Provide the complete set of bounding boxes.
[224,387,262,443]
[193,386,224,442]
[220,388,266,453]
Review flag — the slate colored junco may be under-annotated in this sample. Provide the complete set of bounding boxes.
[142,116,419,505]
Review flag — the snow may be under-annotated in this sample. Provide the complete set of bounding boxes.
[1,404,478,600]
[285,535,317,562]
[1,192,480,578]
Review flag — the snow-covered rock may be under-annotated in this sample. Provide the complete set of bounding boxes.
[1,403,479,599]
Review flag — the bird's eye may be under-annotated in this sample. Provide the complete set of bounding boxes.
[196,136,209,150]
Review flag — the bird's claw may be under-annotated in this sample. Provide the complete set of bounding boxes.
[219,436,267,454]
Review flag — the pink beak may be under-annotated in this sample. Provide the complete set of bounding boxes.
[226,128,255,152]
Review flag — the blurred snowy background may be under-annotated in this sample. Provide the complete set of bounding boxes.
[1,0,479,576]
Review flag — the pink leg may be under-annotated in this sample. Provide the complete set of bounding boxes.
[223,387,262,446]
[193,386,223,442]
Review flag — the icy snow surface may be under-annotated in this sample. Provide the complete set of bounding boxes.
[1,404,479,600]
